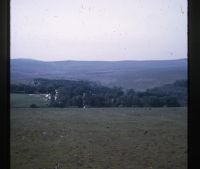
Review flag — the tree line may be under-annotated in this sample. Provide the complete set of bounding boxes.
[11,78,187,107]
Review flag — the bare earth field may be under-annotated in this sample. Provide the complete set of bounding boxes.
[11,107,187,169]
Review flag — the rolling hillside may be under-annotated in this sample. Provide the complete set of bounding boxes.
[11,58,187,91]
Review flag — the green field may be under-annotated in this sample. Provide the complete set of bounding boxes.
[11,107,187,169]
[11,93,48,108]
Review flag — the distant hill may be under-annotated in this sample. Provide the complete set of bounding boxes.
[11,58,187,91]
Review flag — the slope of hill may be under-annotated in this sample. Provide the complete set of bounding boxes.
[11,58,187,91]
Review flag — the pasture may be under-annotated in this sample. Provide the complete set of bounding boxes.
[11,93,48,108]
[11,107,187,169]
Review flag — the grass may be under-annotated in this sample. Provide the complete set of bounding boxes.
[10,93,48,108]
[11,107,187,169]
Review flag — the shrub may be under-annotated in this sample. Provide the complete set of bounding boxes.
[30,104,38,108]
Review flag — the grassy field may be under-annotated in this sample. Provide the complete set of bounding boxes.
[11,107,187,169]
[11,93,48,108]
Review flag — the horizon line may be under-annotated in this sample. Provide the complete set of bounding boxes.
[11,57,187,62]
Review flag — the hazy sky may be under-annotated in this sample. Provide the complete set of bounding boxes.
[11,0,187,61]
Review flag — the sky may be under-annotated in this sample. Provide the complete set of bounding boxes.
[11,0,187,61]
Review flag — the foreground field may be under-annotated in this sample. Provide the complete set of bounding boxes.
[11,107,187,169]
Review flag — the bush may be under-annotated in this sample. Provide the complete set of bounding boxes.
[30,104,38,108]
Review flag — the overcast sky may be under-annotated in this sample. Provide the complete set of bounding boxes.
[11,0,187,61]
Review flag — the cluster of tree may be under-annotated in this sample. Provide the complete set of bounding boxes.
[11,78,187,107]
[144,80,187,106]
